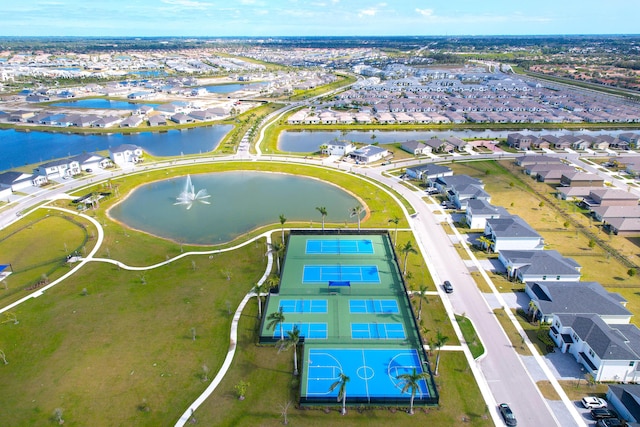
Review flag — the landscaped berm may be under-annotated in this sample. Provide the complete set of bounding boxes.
[259,230,439,408]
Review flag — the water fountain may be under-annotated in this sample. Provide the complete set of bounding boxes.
[174,175,211,210]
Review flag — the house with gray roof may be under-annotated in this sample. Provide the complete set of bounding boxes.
[525,281,630,324]
[321,140,355,156]
[405,163,452,181]
[349,145,389,164]
[432,174,482,194]
[465,199,509,230]
[582,188,639,208]
[109,144,143,168]
[592,205,640,223]
[450,183,491,210]
[515,155,563,167]
[606,218,640,235]
[560,171,605,187]
[69,153,112,171]
[484,215,544,252]
[400,140,430,156]
[499,250,581,282]
[33,158,81,180]
[0,171,47,192]
[148,115,167,127]
[550,314,640,382]
[607,384,640,423]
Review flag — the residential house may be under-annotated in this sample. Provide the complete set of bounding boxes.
[120,115,143,128]
[0,171,48,193]
[498,250,581,282]
[582,188,639,208]
[450,183,491,210]
[431,175,483,194]
[148,115,167,127]
[69,114,99,127]
[550,314,640,382]
[109,144,143,168]
[400,140,430,156]
[33,159,81,179]
[592,205,640,223]
[405,164,452,181]
[619,133,640,149]
[446,136,472,152]
[515,155,563,167]
[525,281,630,324]
[507,133,534,150]
[349,145,389,164]
[321,141,355,156]
[466,199,509,230]
[606,218,640,235]
[556,186,604,201]
[483,215,544,252]
[424,137,454,153]
[607,385,640,423]
[560,172,605,187]
[170,113,195,124]
[69,153,112,171]
[91,116,121,128]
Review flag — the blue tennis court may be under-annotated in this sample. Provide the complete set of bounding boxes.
[302,265,380,283]
[306,348,430,399]
[349,299,399,314]
[351,323,406,339]
[276,323,328,339]
[306,239,374,255]
[279,299,328,313]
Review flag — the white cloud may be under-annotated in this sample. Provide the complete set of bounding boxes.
[160,0,211,9]
[358,8,377,17]
[416,8,434,18]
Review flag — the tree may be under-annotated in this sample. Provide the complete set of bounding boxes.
[400,240,418,276]
[279,214,287,243]
[234,380,250,400]
[434,330,449,376]
[328,372,350,415]
[415,285,428,322]
[396,368,429,415]
[528,300,538,323]
[278,325,301,375]
[350,205,364,231]
[267,241,285,274]
[388,216,400,246]
[266,274,280,292]
[316,206,328,232]
[253,281,268,319]
[477,235,493,253]
[267,307,286,341]
[319,144,328,155]
[628,268,637,278]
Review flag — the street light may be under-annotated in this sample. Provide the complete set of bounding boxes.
[576,366,585,388]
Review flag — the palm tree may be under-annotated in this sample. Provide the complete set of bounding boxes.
[278,325,301,375]
[268,241,285,274]
[253,281,267,319]
[396,368,429,414]
[477,235,493,253]
[329,373,350,415]
[400,240,418,276]
[319,144,328,155]
[388,216,400,246]
[528,299,538,323]
[316,206,328,232]
[279,214,287,243]
[266,274,280,292]
[434,330,449,376]
[415,285,428,322]
[267,307,286,341]
[350,205,364,230]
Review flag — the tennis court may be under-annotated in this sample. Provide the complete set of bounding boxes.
[305,239,375,255]
[305,348,430,399]
[302,265,380,283]
[279,299,328,313]
[276,322,328,339]
[349,299,399,314]
[351,323,406,339]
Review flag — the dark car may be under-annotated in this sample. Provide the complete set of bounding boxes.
[85,168,93,173]
[596,418,625,427]
[443,281,453,293]
[498,403,517,426]
[591,408,618,420]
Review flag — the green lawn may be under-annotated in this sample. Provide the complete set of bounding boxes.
[455,315,485,359]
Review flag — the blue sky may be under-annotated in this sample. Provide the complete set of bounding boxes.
[1,0,637,37]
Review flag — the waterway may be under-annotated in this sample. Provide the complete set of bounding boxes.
[204,82,267,94]
[277,129,640,153]
[0,125,232,171]
[51,99,159,110]
[108,171,363,244]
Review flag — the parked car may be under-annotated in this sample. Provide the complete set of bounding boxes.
[443,281,453,293]
[591,408,618,420]
[498,403,517,426]
[596,418,625,427]
[85,168,93,173]
[582,396,607,409]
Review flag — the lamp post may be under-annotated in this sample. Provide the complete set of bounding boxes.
[577,366,585,389]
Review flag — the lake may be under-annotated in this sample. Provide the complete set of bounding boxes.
[51,99,159,110]
[108,171,363,244]
[0,125,232,171]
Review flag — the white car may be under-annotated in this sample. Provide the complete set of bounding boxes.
[582,396,607,409]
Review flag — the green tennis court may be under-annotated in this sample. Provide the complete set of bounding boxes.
[302,265,380,283]
[305,239,375,254]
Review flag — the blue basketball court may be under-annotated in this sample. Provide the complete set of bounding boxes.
[305,239,375,255]
[276,323,328,339]
[305,348,430,399]
[279,299,328,313]
[302,265,380,283]
[349,299,399,314]
[351,323,406,339]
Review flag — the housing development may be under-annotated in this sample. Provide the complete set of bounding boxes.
[1,34,640,427]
